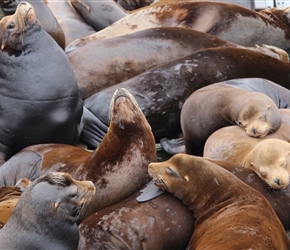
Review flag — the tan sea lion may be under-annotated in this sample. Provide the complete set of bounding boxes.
[0,172,95,250]
[0,178,30,229]
[180,83,282,155]
[0,88,157,223]
[66,1,290,50]
[148,153,290,249]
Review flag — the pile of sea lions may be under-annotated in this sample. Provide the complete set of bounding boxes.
[2,0,290,248]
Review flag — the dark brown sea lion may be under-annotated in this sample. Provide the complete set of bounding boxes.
[0,2,83,163]
[0,172,95,250]
[0,0,65,49]
[78,181,195,249]
[180,83,282,156]
[148,154,290,249]
[81,47,290,149]
[69,0,128,31]
[0,178,30,229]
[0,88,157,223]
[67,27,288,100]
[46,0,96,46]
[66,1,290,50]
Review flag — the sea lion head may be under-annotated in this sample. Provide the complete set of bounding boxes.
[244,139,290,189]
[0,1,39,51]
[238,93,281,138]
[15,172,96,225]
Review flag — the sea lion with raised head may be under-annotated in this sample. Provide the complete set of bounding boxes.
[148,153,290,249]
[0,172,95,250]
[0,88,157,223]
[81,47,290,149]
[0,2,83,163]
[66,1,290,50]
[180,83,282,155]
[0,0,66,49]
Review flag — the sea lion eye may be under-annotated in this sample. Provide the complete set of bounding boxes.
[166,167,181,178]
[7,22,14,30]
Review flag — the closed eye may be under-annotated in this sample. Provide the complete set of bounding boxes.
[166,167,181,178]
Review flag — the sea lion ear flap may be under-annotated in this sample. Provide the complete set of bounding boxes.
[51,201,60,213]
[1,42,6,50]
[267,105,272,110]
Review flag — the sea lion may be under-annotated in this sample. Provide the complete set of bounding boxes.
[81,46,290,149]
[117,0,155,10]
[67,28,289,100]
[180,83,282,156]
[69,0,128,31]
[46,0,96,46]
[0,172,95,250]
[259,6,290,27]
[148,153,290,249]
[66,1,290,50]
[0,2,83,163]
[78,181,195,249]
[0,0,66,49]
[0,88,157,222]
[0,178,30,228]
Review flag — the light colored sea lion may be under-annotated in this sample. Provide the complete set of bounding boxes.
[181,83,282,156]
[148,153,290,249]
[67,28,289,100]
[204,109,290,189]
[0,2,83,163]
[0,0,66,49]
[81,47,290,149]
[0,172,95,250]
[66,1,290,50]
[46,0,96,46]
[0,88,157,223]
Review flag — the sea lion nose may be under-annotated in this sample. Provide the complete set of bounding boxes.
[251,127,256,135]
[274,178,281,186]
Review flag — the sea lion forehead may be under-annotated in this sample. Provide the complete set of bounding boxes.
[39,172,73,187]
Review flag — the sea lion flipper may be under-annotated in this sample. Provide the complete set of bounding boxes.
[136,180,165,202]
[159,137,185,155]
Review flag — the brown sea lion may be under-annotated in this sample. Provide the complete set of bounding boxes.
[69,0,128,31]
[66,1,290,50]
[0,2,83,163]
[46,0,96,46]
[81,47,290,149]
[0,178,30,229]
[0,88,157,223]
[259,6,290,27]
[67,27,288,100]
[148,154,290,249]
[180,83,282,156]
[0,0,65,49]
[0,172,95,250]
[78,181,195,249]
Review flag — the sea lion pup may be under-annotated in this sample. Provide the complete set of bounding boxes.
[67,28,288,100]
[0,0,65,49]
[66,1,290,50]
[0,88,157,223]
[0,178,30,228]
[180,83,281,156]
[148,154,290,249]
[81,47,290,149]
[78,181,194,250]
[0,172,95,250]
[0,2,83,163]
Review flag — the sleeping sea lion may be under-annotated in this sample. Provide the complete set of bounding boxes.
[180,83,282,155]
[0,172,95,250]
[148,153,290,249]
